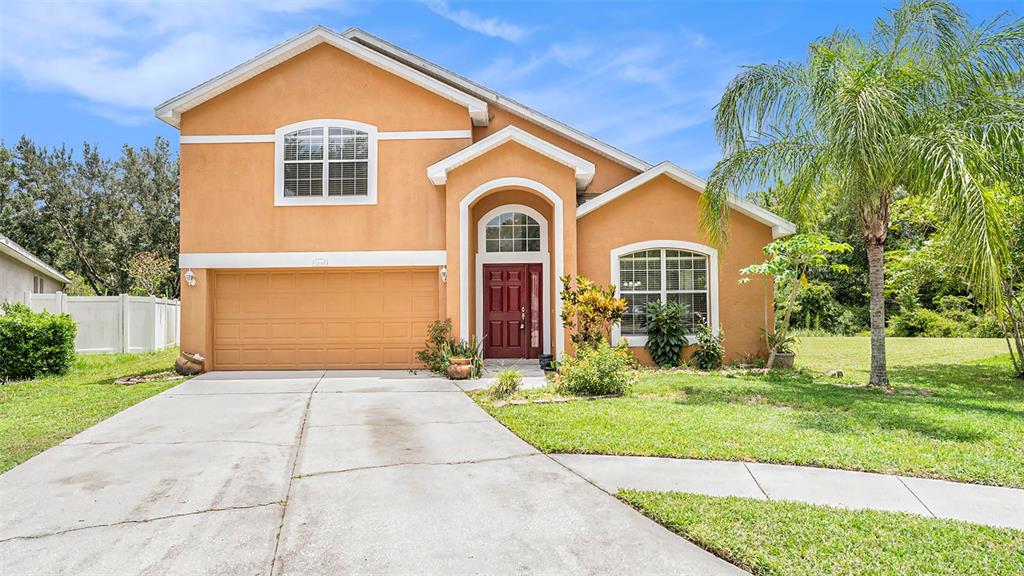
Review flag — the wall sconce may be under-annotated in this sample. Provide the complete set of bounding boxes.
[184,268,197,287]
[439,265,448,284]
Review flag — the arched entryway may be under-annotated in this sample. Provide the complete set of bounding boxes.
[476,204,550,358]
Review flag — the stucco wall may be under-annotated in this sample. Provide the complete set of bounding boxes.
[577,175,774,363]
[0,252,63,305]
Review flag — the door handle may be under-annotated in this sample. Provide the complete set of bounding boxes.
[520,306,526,330]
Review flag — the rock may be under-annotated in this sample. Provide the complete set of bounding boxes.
[826,369,844,378]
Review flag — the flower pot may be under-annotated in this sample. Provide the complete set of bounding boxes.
[446,358,472,380]
[773,353,795,369]
[538,354,554,371]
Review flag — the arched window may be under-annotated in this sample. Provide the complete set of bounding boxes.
[484,212,542,253]
[619,248,709,336]
[276,120,377,206]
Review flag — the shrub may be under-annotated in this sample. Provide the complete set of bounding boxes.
[890,307,967,337]
[416,318,483,378]
[0,302,77,381]
[644,300,689,367]
[559,275,627,349]
[490,369,521,399]
[556,341,635,396]
[690,324,724,371]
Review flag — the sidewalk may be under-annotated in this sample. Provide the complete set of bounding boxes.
[553,454,1024,530]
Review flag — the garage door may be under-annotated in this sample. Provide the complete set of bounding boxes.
[211,268,439,370]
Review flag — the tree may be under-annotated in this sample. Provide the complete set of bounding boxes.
[2,137,180,297]
[127,251,175,296]
[700,0,1023,386]
[740,234,852,369]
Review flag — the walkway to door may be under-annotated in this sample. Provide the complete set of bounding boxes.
[0,371,744,575]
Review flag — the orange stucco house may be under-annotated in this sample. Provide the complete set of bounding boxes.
[157,26,794,371]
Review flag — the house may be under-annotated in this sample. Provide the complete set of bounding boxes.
[0,233,70,306]
[157,26,794,371]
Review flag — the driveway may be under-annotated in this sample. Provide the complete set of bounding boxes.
[0,371,743,575]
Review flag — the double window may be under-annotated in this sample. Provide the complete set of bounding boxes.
[619,249,709,336]
[276,120,377,206]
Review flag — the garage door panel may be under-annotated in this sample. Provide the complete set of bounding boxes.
[213,268,439,370]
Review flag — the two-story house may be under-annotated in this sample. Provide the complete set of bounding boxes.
[158,26,794,371]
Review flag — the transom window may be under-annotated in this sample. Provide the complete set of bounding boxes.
[485,212,542,253]
[275,120,377,206]
[619,249,709,336]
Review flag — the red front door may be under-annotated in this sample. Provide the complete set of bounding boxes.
[483,263,543,358]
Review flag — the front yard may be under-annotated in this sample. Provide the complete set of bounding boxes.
[0,348,182,473]
[621,491,1024,575]
[477,337,1024,488]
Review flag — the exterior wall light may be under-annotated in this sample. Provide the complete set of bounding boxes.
[184,268,197,287]
[439,265,448,283]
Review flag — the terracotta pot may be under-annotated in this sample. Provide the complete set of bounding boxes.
[446,358,473,380]
[175,351,206,376]
[773,353,795,369]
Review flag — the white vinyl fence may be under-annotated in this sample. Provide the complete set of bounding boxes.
[24,292,180,354]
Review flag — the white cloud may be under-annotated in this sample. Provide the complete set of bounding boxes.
[422,1,530,42]
[0,0,340,124]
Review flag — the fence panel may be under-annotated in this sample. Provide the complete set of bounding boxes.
[23,292,180,354]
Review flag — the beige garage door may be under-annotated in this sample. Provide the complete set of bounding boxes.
[212,268,439,370]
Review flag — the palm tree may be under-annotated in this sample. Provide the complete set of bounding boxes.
[700,0,1024,386]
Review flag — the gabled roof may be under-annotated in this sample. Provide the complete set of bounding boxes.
[154,26,489,128]
[0,234,70,284]
[343,28,652,174]
[576,161,797,238]
[427,126,596,191]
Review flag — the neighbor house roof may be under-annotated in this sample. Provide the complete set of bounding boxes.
[0,234,71,284]
[154,26,489,128]
[427,126,596,191]
[576,161,797,238]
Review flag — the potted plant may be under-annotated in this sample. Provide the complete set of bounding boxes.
[764,329,798,369]
[446,357,473,379]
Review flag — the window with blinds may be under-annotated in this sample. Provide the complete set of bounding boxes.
[619,249,709,335]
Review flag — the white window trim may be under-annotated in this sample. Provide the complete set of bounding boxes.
[610,240,719,347]
[274,119,378,206]
[475,204,551,356]
[460,178,565,359]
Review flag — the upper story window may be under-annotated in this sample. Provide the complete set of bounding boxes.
[619,248,709,336]
[485,212,542,253]
[275,120,377,206]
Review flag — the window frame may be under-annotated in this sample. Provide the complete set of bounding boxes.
[609,240,719,346]
[274,119,378,206]
[483,211,543,254]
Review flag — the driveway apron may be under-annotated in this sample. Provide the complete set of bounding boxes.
[1,371,744,575]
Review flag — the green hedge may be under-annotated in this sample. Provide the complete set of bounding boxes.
[0,302,77,381]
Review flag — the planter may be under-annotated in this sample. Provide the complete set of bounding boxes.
[174,351,206,376]
[538,354,554,371]
[446,358,472,380]
[773,352,795,369]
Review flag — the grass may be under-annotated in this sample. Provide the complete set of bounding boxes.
[0,348,182,473]
[619,491,1024,576]
[477,337,1024,487]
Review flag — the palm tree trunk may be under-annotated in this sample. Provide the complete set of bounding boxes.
[866,240,889,387]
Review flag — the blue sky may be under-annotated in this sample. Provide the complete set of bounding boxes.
[0,0,1015,176]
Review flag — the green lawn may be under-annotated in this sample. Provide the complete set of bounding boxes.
[478,337,1024,487]
[619,491,1024,576]
[0,348,182,473]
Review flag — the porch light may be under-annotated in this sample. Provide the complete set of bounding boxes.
[184,268,197,287]
[439,266,448,283]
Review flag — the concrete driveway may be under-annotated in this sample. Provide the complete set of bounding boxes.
[1,371,744,575]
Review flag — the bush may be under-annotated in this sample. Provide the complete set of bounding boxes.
[556,341,635,396]
[690,324,724,371]
[644,300,689,368]
[490,369,521,399]
[416,318,483,378]
[559,275,628,349]
[890,307,967,337]
[0,302,77,381]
